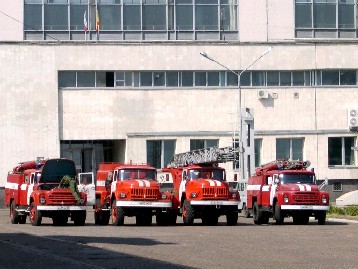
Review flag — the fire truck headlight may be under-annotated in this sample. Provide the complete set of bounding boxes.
[231,193,237,199]
[120,192,126,199]
[40,197,46,204]
[322,196,327,204]
[284,195,289,204]
[190,192,197,198]
[161,193,167,199]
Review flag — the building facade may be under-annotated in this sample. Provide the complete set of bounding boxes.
[1,0,358,201]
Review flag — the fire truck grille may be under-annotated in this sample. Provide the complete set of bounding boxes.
[131,188,158,200]
[202,187,228,199]
[293,192,319,204]
[48,192,76,205]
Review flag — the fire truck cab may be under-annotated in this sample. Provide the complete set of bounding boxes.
[94,162,172,226]
[162,147,240,226]
[247,160,329,225]
[4,158,89,226]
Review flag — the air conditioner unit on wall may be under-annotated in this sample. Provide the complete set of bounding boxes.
[257,90,269,99]
[348,108,358,129]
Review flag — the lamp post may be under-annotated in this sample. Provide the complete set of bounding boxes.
[200,47,272,180]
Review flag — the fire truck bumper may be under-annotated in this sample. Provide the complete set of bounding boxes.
[190,200,240,206]
[36,206,87,211]
[281,205,330,211]
[116,201,172,208]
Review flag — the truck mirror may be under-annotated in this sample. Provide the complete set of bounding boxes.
[274,178,280,184]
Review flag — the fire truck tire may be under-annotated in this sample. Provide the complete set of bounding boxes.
[316,211,326,225]
[10,200,19,224]
[112,200,125,226]
[226,211,238,226]
[274,203,284,225]
[243,203,251,218]
[183,200,194,225]
[253,202,263,225]
[29,202,42,226]
[94,199,110,225]
[73,210,86,226]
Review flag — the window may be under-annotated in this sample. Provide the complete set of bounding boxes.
[328,137,355,166]
[77,71,95,87]
[333,182,343,192]
[24,3,43,30]
[255,139,262,168]
[147,140,176,169]
[195,1,219,30]
[190,139,218,150]
[276,138,304,160]
[143,2,166,30]
[44,2,68,30]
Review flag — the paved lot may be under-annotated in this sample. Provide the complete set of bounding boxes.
[0,207,357,269]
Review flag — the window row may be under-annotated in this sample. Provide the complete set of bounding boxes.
[295,0,358,38]
[147,137,356,169]
[58,70,358,88]
[24,0,238,41]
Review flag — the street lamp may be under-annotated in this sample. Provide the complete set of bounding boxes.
[200,47,272,180]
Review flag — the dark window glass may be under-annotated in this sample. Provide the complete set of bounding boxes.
[70,5,88,31]
[99,5,121,30]
[328,137,342,165]
[338,3,354,29]
[153,72,165,86]
[44,4,68,30]
[220,5,237,30]
[280,72,292,86]
[292,71,305,86]
[195,5,218,30]
[123,5,141,30]
[340,70,356,85]
[276,139,290,160]
[166,72,179,86]
[314,2,336,28]
[181,72,193,86]
[163,140,176,167]
[147,140,161,169]
[295,3,312,28]
[322,70,339,85]
[267,71,279,86]
[344,137,355,165]
[252,71,265,86]
[176,6,193,30]
[59,72,76,87]
[195,72,206,86]
[254,139,262,168]
[141,72,153,86]
[207,72,219,86]
[77,71,95,87]
[240,72,251,86]
[143,5,166,30]
[24,4,42,30]
[227,72,238,86]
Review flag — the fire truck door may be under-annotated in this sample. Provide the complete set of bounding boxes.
[78,172,95,206]
[269,174,279,206]
[27,173,35,205]
[179,171,187,203]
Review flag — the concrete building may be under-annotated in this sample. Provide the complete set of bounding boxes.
[1,0,358,201]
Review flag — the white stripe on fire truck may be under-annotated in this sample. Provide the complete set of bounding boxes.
[296,184,305,191]
[214,180,222,186]
[135,180,144,187]
[5,182,18,190]
[247,185,261,191]
[142,180,151,187]
[303,184,312,191]
[96,181,106,187]
[20,184,27,191]
[206,179,215,186]
[262,186,270,192]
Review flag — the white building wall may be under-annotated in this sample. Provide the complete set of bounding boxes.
[0,0,23,41]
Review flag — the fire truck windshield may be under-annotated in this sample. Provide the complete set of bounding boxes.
[188,169,225,181]
[279,173,315,184]
[119,169,156,180]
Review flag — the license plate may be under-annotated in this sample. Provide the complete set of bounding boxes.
[301,205,313,209]
[210,201,223,205]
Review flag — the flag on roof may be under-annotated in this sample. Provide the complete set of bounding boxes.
[96,9,100,32]
[84,11,88,32]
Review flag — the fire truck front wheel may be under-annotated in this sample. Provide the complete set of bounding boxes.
[111,200,125,226]
[10,200,19,224]
[182,200,194,225]
[253,202,263,225]
[274,203,284,225]
[29,202,42,226]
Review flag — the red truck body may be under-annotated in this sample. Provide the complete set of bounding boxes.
[94,162,172,226]
[162,163,240,225]
[247,160,329,225]
[4,158,87,226]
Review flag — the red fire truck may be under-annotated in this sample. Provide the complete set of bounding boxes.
[162,147,240,226]
[4,158,89,226]
[94,162,172,226]
[247,159,329,225]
